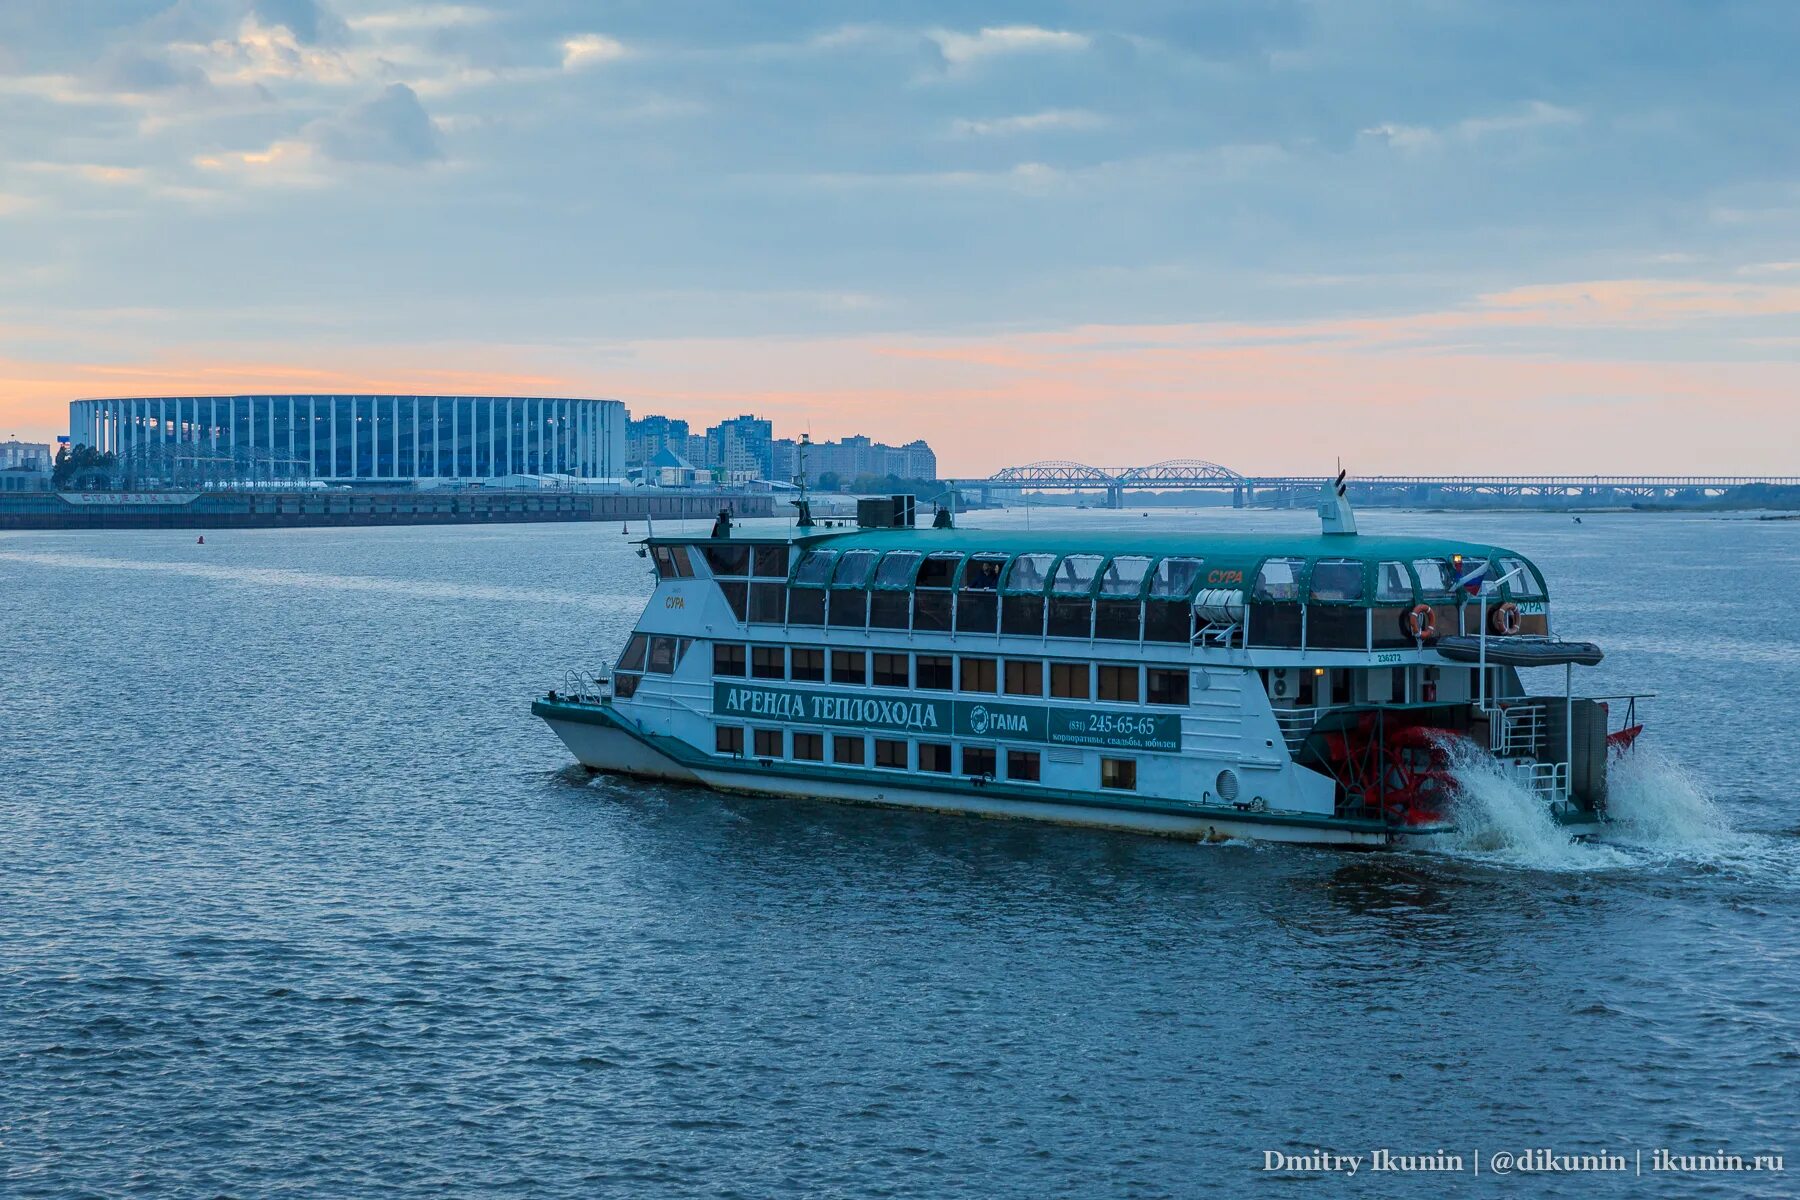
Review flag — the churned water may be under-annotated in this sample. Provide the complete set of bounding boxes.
[3,509,1796,1197]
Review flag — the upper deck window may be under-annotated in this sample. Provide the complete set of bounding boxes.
[651,545,696,580]
[961,554,1007,591]
[1375,561,1412,603]
[1051,554,1104,595]
[792,549,837,586]
[1310,559,1364,603]
[704,544,749,577]
[1496,556,1546,598]
[1147,557,1203,598]
[646,636,691,675]
[915,552,963,589]
[618,634,648,672]
[752,545,789,578]
[1098,555,1152,597]
[832,549,878,588]
[1253,558,1305,602]
[1412,558,1454,597]
[1002,553,1055,593]
[873,551,921,589]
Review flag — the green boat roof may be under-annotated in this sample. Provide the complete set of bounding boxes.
[795,527,1519,563]
[652,525,1547,603]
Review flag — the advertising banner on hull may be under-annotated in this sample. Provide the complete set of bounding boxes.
[712,681,1181,753]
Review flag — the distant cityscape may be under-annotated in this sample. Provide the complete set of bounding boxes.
[628,413,937,489]
[1,401,938,495]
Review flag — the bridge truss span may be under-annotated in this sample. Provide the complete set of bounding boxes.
[972,462,1800,509]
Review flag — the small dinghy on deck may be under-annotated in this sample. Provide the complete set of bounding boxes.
[1435,635,1604,668]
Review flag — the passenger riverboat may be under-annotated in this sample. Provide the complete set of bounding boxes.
[534,487,1646,847]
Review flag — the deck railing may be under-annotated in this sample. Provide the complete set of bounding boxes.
[1489,703,1547,757]
[557,666,613,704]
[1271,707,1321,755]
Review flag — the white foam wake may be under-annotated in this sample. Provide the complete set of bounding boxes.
[1602,744,1729,847]
[1437,738,1623,869]
[1436,736,1734,871]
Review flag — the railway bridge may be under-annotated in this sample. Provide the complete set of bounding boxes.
[972,460,1800,509]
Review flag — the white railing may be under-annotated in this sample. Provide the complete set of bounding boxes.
[557,666,613,704]
[1508,759,1569,804]
[1271,706,1320,754]
[1489,703,1547,757]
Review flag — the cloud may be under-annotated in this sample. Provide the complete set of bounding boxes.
[345,5,497,34]
[951,109,1105,137]
[928,25,1090,71]
[194,83,443,181]
[1361,101,1581,152]
[249,0,348,47]
[561,33,627,71]
[308,82,443,164]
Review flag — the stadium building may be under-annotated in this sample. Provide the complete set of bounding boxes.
[68,395,628,484]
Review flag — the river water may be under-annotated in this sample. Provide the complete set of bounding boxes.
[3,508,1795,1197]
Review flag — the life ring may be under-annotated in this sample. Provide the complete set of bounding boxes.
[1401,603,1437,640]
[1489,601,1521,636]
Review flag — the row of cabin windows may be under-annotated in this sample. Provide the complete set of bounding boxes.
[717,582,1197,643]
[716,580,1544,650]
[713,725,1136,790]
[713,643,1190,705]
[664,541,1546,606]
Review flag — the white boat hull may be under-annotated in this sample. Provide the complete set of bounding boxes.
[540,713,1391,846]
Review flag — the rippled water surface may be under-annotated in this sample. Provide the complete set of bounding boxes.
[4,509,1797,1197]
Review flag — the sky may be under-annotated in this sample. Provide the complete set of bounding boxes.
[2,0,1797,476]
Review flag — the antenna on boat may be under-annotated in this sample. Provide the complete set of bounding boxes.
[1318,460,1358,536]
[791,432,816,529]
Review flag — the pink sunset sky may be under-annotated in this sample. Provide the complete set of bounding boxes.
[3,2,1798,476]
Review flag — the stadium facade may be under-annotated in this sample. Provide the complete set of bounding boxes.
[69,395,628,483]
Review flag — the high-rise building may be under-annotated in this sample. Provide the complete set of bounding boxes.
[770,433,938,485]
[626,415,690,468]
[0,439,53,472]
[702,414,774,480]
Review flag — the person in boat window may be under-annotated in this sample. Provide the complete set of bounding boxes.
[1253,558,1304,602]
[964,558,1003,590]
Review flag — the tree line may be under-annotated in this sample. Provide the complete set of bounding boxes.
[52,444,119,489]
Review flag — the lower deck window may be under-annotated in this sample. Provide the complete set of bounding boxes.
[1101,758,1137,790]
[1004,659,1043,697]
[916,655,952,690]
[1146,668,1189,706]
[961,746,996,778]
[790,648,825,682]
[1007,749,1041,782]
[873,653,910,687]
[959,656,997,692]
[613,673,640,699]
[831,649,866,686]
[716,725,744,755]
[754,728,783,758]
[919,742,952,773]
[1050,662,1090,699]
[833,735,865,765]
[875,738,908,768]
[1097,665,1139,703]
[792,732,824,761]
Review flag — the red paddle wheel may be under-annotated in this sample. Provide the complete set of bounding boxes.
[1317,713,1464,827]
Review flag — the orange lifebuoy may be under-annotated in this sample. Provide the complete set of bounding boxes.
[1490,601,1521,636]
[1402,603,1437,640]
